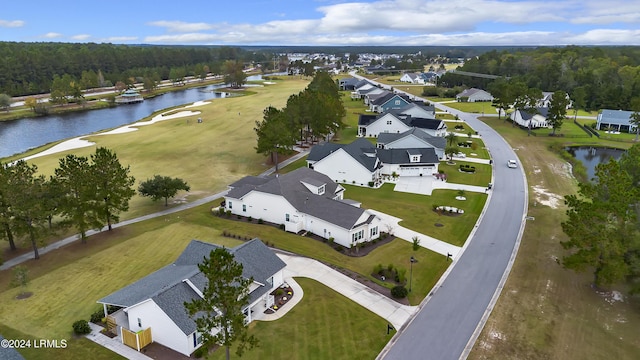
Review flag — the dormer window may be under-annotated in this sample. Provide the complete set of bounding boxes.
[318,184,325,195]
[411,155,420,162]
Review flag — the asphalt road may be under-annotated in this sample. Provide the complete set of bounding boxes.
[374,99,527,358]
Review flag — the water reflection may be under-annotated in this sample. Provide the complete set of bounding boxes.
[566,146,625,181]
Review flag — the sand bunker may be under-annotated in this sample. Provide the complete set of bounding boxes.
[531,185,564,209]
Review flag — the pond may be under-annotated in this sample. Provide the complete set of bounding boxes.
[566,146,625,180]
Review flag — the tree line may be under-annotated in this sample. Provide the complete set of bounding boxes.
[439,46,640,111]
[562,144,640,294]
[0,147,190,261]
[254,71,346,171]
[0,42,277,97]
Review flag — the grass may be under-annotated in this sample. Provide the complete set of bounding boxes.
[468,116,640,359]
[342,184,486,246]
[0,323,124,360]
[444,101,497,114]
[440,161,492,187]
[4,78,310,222]
[208,278,394,360]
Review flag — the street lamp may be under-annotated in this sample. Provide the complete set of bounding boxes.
[409,256,417,292]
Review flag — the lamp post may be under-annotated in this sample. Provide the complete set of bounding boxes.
[409,256,416,292]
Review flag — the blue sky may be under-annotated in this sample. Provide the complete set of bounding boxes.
[1,0,639,46]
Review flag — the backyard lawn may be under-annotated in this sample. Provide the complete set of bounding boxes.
[440,161,492,187]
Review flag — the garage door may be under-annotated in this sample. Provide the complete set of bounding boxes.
[400,167,420,176]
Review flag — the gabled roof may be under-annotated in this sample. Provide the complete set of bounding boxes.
[456,88,491,98]
[226,168,369,230]
[371,93,411,106]
[390,102,436,117]
[404,116,445,130]
[98,239,285,335]
[377,148,440,164]
[358,114,379,126]
[516,107,549,120]
[598,109,635,125]
[309,138,379,172]
[377,128,446,149]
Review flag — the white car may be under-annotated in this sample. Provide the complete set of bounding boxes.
[507,160,518,168]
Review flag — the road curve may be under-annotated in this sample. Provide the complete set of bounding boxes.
[357,80,528,359]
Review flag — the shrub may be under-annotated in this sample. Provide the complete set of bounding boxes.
[279,224,285,230]
[237,214,241,219]
[73,320,91,335]
[328,237,335,244]
[248,216,253,222]
[391,286,408,298]
[258,218,264,224]
[397,268,407,284]
[374,263,384,275]
[387,263,394,272]
[275,288,285,296]
[225,210,231,217]
[368,181,374,187]
[193,345,208,358]
[90,310,104,323]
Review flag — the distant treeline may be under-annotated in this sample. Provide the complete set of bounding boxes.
[0,42,277,96]
[439,46,640,111]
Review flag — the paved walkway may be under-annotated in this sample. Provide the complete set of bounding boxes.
[254,277,304,321]
[86,322,152,360]
[276,253,417,330]
[393,176,487,196]
[368,210,462,259]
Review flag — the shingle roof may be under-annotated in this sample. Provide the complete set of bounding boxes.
[376,148,439,164]
[358,114,379,126]
[598,109,635,125]
[405,116,445,130]
[226,168,368,230]
[517,107,549,120]
[307,142,343,161]
[98,239,285,335]
[377,128,446,149]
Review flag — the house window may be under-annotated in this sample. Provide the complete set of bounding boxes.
[394,100,401,105]
[352,230,364,242]
[267,276,273,286]
[285,213,290,222]
[137,318,142,328]
[242,204,246,212]
[318,185,325,195]
[228,201,232,209]
[194,332,202,347]
[386,120,392,125]
[370,226,378,237]
[412,155,419,162]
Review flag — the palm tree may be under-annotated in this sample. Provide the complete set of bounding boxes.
[445,132,458,147]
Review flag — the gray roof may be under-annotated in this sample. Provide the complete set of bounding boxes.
[598,109,635,125]
[393,102,436,116]
[307,142,342,161]
[309,138,378,172]
[517,107,549,120]
[377,128,446,149]
[0,335,25,360]
[377,148,439,164]
[404,116,445,130]
[229,176,271,189]
[226,168,368,229]
[98,239,285,335]
[358,114,379,126]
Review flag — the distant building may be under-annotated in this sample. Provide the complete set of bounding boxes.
[115,89,144,104]
[596,109,636,133]
[455,88,494,103]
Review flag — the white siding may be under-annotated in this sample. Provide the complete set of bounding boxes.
[385,137,444,159]
[304,215,351,247]
[363,114,411,137]
[126,300,194,356]
[226,192,298,226]
[313,149,376,186]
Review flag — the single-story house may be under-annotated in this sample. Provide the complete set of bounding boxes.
[510,107,549,129]
[358,112,447,138]
[455,88,493,103]
[358,86,388,102]
[98,239,286,357]
[391,101,436,119]
[224,168,382,249]
[596,109,636,133]
[377,128,446,160]
[308,138,441,182]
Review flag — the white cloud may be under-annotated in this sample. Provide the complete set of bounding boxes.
[43,32,62,39]
[105,36,139,42]
[0,20,24,28]
[72,34,91,41]
[141,0,640,46]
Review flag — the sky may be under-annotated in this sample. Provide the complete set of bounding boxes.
[1,0,639,46]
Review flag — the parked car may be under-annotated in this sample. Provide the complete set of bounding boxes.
[507,160,517,168]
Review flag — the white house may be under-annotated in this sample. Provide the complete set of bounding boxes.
[98,239,286,356]
[377,128,446,160]
[308,138,441,182]
[510,107,549,129]
[456,88,494,102]
[596,109,636,133]
[392,102,436,119]
[224,168,382,249]
[369,93,412,113]
[358,112,447,138]
[400,73,424,84]
[307,138,382,186]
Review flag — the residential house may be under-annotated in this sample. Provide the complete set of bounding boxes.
[307,138,382,187]
[400,73,424,84]
[510,107,549,129]
[377,128,446,160]
[392,101,436,119]
[224,168,382,249]
[455,88,493,103]
[308,138,440,180]
[358,112,447,138]
[596,109,636,133]
[538,91,572,109]
[369,92,412,113]
[98,239,286,357]
[358,86,388,103]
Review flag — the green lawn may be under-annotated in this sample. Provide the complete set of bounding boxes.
[0,323,124,360]
[209,278,394,360]
[444,101,497,114]
[440,161,492,187]
[342,184,486,246]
